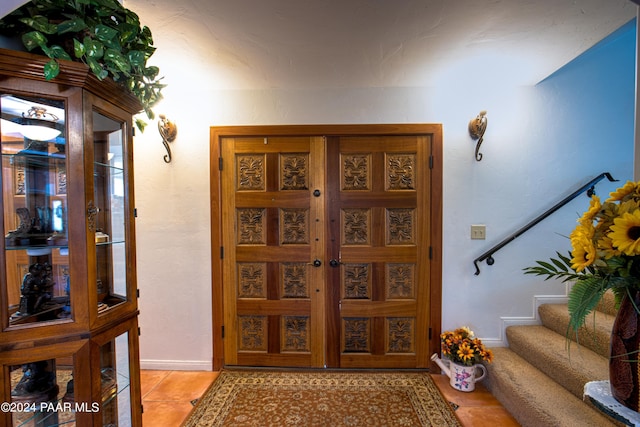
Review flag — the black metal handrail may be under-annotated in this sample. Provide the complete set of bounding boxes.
[473,172,618,275]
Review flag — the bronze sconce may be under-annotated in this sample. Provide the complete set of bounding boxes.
[469,110,487,161]
[158,114,177,163]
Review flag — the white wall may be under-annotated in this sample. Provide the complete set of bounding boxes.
[0,1,28,18]
[0,0,633,372]
[130,18,636,369]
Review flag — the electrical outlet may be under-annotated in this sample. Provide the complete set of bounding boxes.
[471,225,486,240]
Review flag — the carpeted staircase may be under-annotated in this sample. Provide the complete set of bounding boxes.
[484,291,625,426]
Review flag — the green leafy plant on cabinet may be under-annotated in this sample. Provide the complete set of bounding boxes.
[0,0,165,131]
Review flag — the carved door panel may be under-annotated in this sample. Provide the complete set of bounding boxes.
[219,129,436,369]
[220,136,326,367]
[325,136,431,368]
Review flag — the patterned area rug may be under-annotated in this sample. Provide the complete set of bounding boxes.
[182,369,462,427]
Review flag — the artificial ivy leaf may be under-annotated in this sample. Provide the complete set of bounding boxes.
[96,0,121,10]
[73,39,85,58]
[143,65,160,80]
[127,50,145,67]
[143,45,157,57]
[43,59,60,80]
[21,31,47,51]
[105,48,130,73]
[57,18,87,35]
[94,24,118,42]
[49,45,72,61]
[19,16,57,35]
[39,44,53,58]
[84,37,104,59]
[134,117,147,133]
[118,23,139,44]
[141,26,153,42]
[125,8,141,26]
[101,36,122,52]
[144,106,155,120]
[104,62,124,80]
[86,57,108,80]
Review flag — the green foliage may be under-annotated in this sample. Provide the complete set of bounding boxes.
[524,251,637,333]
[524,251,582,283]
[0,0,165,131]
[565,276,607,331]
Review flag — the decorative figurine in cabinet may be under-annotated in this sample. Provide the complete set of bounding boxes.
[0,48,142,426]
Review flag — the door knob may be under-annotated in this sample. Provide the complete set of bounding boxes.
[329,259,340,268]
[313,189,321,197]
[312,259,322,267]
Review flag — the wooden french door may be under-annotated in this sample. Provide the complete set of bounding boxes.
[325,135,431,368]
[220,136,326,367]
[212,125,442,370]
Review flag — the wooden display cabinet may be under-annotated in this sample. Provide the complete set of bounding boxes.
[0,48,142,426]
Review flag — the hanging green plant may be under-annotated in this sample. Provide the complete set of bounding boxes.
[0,0,165,131]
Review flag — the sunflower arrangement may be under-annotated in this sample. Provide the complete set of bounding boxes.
[440,326,494,366]
[524,180,640,333]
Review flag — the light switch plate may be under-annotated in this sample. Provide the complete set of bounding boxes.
[471,225,486,240]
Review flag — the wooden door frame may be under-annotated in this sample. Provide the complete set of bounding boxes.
[210,124,443,371]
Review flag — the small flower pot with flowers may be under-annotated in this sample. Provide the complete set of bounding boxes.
[525,180,640,412]
[431,326,494,392]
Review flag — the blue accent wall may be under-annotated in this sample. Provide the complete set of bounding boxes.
[535,18,636,186]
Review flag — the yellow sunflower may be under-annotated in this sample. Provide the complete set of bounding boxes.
[457,343,474,363]
[570,232,597,271]
[570,222,595,243]
[609,210,640,256]
[607,181,637,202]
[455,326,472,337]
[597,236,621,258]
[482,348,494,363]
[617,199,640,215]
[579,195,601,226]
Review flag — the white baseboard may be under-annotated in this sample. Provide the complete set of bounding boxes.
[140,359,212,371]
[488,294,570,347]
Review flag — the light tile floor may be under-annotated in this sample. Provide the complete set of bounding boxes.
[141,370,219,426]
[431,374,520,426]
[140,370,519,426]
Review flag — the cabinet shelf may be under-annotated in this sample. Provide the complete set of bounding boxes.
[94,161,123,171]
[5,243,68,251]
[4,240,126,252]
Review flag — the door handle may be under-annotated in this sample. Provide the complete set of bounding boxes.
[311,259,322,267]
[329,259,341,268]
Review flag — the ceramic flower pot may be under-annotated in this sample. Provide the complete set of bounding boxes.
[449,361,487,392]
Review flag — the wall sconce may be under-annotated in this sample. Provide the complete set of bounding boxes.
[19,106,62,141]
[158,114,177,163]
[469,110,487,161]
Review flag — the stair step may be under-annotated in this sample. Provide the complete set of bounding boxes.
[597,290,618,317]
[506,325,609,399]
[485,347,618,427]
[539,303,615,358]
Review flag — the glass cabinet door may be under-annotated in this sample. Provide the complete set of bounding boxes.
[1,93,70,329]
[99,330,132,426]
[92,109,129,316]
[10,357,75,426]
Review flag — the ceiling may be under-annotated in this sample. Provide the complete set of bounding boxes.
[2,1,638,90]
